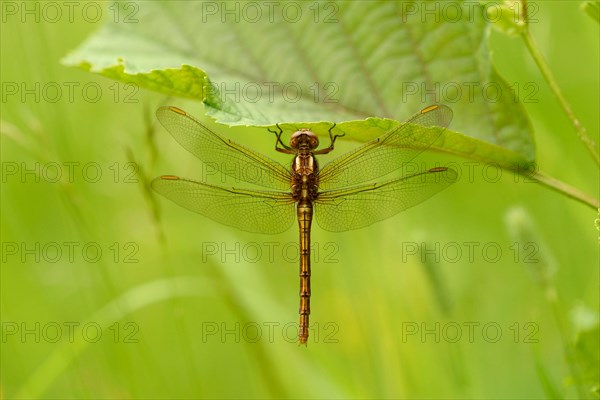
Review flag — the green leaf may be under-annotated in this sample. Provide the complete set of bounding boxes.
[294,118,533,171]
[582,0,600,23]
[71,61,208,100]
[63,0,535,165]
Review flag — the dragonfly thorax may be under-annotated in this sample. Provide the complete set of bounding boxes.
[290,129,319,150]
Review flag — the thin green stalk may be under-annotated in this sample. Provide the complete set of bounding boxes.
[546,287,585,400]
[506,208,584,399]
[520,0,600,166]
[528,170,600,209]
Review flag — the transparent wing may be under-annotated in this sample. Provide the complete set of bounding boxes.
[157,106,291,190]
[314,168,457,232]
[152,176,295,234]
[318,105,453,189]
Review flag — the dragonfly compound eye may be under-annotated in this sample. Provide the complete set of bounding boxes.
[308,132,319,149]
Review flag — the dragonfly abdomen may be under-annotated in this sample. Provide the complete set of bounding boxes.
[294,150,317,345]
[297,197,313,345]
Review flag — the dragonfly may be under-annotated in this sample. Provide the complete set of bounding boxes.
[152,104,457,345]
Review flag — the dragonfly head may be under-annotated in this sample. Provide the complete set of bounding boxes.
[290,129,319,150]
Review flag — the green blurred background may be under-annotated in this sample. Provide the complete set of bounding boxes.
[1,1,598,399]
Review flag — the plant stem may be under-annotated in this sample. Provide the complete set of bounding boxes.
[520,0,600,165]
[546,287,585,400]
[527,169,600,209]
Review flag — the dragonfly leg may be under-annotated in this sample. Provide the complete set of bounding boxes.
[328,123,345,147]
[268,123,293,153]
[314,123,345,155]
